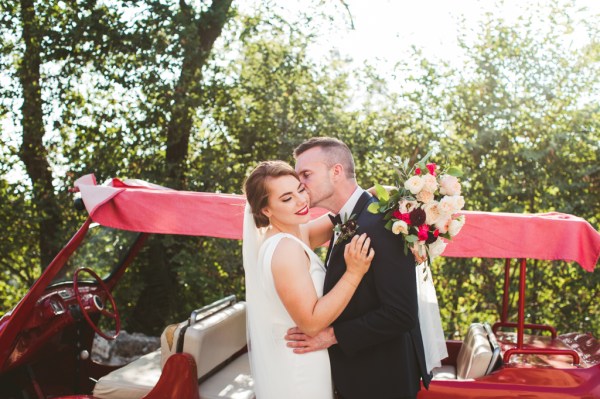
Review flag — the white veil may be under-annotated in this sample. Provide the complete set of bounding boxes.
[416,263,448,374]
[242,202,268,395]
[242,202,264,274]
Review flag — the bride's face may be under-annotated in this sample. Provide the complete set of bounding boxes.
[262,175,311,227]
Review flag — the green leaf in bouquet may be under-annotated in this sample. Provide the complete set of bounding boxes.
[383,212,393,221]
[385,219,394,230]
[388,192,399,206]
[418,150,433,166]
[368,202,380,214]
[447,166,463,177]
[405,234,418,243]
[374,183,389,202]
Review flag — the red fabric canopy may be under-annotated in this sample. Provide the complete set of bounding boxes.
[441,211,600,272]
[75,175,600,272]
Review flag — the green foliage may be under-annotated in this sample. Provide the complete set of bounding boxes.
[0,0,598,341]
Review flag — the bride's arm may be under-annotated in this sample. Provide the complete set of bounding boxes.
[271,234,374,337]
[305,213,334,249]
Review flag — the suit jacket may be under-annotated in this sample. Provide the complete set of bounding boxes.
[325,191,431,399]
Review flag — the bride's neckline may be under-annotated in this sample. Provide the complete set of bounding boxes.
[264,231,301,243]
[262,232,311,250]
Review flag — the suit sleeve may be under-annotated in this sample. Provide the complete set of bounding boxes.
[333,215,419,357]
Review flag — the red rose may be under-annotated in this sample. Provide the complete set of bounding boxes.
[393,209,413,225]
[433,229,439,237]
[417,224,429,241]
[426,163,437,176]
[415,167,422,175]
[400,212,412,225]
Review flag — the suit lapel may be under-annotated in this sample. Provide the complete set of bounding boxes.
[324,232,335,267]
[328,191,373,262]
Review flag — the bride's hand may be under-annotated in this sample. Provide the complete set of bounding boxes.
[344,233,374,282]
[410,246,427,264]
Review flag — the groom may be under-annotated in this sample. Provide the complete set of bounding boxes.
[286,137,431,399]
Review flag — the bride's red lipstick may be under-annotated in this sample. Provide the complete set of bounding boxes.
[295,205,309,216]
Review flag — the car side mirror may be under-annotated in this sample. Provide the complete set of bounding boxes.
[74,197,85,211]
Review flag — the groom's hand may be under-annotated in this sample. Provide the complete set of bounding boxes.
[285,326,337,354]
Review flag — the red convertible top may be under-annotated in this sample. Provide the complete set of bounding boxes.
[75,175,600,272]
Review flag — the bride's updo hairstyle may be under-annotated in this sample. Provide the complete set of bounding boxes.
[244,160,299,228]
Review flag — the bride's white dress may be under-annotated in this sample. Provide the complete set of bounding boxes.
[244,233,334,399]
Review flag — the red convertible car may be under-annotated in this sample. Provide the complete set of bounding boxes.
[0,175,598,399]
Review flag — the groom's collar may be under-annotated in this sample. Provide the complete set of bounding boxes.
[336,186,364,221]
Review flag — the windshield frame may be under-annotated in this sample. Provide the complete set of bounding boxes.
[48,223,143,288]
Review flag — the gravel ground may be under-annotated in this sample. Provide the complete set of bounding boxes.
[92,330,160,366]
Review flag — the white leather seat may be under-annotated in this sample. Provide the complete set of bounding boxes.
[432,322,496,380]
[93,350,162,399]
[431,364,457,380]
[93,300,254,399]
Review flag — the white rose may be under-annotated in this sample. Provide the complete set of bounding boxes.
[416,190,434,204]
[448,218,464,236]
[438,196,455,215]
[428,238,448,259]
[399,200,418,213]
[443,195,465,212]
[404,175,424,195]
[435,216,451,234]
[453,195,465,211]
[439,175,461,196]
[422,174,438,192]
[424,202,442,225]
[392,220,409,235]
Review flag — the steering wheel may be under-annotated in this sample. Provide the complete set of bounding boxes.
[73,267,121,340]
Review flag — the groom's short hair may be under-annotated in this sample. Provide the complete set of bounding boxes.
[293,137,356,179]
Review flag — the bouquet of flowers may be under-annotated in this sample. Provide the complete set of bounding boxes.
[368,151,466,266]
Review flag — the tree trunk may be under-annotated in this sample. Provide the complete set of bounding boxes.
[129,0,233,333]
[18,0,61,268]
[165,0,233,189]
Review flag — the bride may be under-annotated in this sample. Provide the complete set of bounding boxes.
[243,160,374,399]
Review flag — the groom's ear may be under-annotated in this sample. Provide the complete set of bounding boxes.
[331,163,344,180]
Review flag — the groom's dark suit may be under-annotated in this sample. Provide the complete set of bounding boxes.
[324,191,431,399]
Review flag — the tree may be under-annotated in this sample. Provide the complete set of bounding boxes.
[15,0,60,267]
[435,3,600,337]
[1,0,236,332]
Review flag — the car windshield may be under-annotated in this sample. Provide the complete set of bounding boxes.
[50,223,140,286]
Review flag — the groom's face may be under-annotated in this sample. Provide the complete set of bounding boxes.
[295,147,335,209]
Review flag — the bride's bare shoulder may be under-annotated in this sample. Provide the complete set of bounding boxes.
[271,236,309,269]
